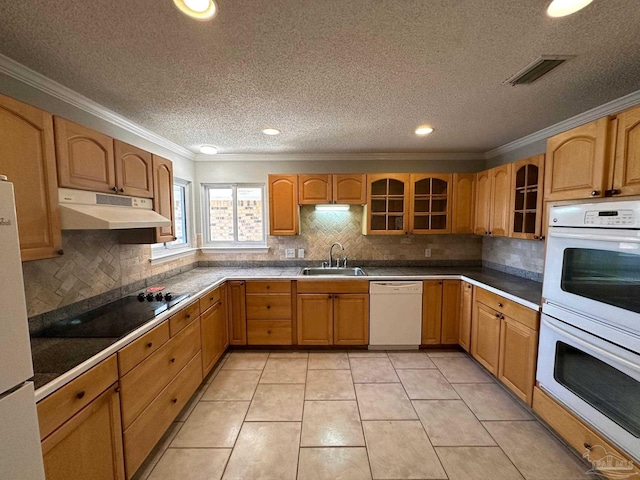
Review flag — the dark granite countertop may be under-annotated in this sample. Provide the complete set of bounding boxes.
[31,266,542,392]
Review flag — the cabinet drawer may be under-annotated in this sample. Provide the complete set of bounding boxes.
[533,386,640,477]
[123,352,202,479]
[247,320,292,345]
[246,280,291,294]
[475,287,539,330]
[37,355,118,440]
[297,280,369,294]
[246,294,292,319]
[199,286,222,312]
[119,320,201,429]
[118,322,170,377]
[169,301,200,336]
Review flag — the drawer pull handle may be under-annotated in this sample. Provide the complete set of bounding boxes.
[266,285,270,290]
[76,391,86,400]
[267,330,272,335]
[170,357,176,363]
[497,303,503,307]
[186,314,191,319]
[266,305,271,309]
[584,443,592,450]
[210,297,214,301]
[172,398,178,404]
[146,342,153,348]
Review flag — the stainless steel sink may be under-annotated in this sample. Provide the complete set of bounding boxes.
[300,267,367,276]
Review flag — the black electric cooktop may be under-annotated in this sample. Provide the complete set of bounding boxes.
[35,292,190,339]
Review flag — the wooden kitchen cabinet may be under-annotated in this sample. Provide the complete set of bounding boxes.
[297,294,333,345]
[113,140,154,198]
[365,173,410,234]
[458,281,473,352]
[498,315,538,404]
[246,280,293,345]
[421,280,460,345]
[269,174,299,235]
[475,165,511,237]
[333,294,369,345]
[152,155,175,243]
[41,384,125,480]
[409,174,452,234]
[471,301,501,375]
[474,169,491,235]
[298,174,367,205]
[544,117,609,201]
[0,93,62,261]
[227,280,247,345]
[54,117,116,194]
[509,154,545,240]
[201,284,228,377]
[333,174,366,204]
[451,173,476,234]
[299,174,331,204]
[612,104,640,197]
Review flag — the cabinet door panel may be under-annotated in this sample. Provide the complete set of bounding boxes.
[114,140,153,198]
[498,316,538,405]
[297,294,333,345]
[489,164,512,237]
[299,174,331,204]
[201,301,222,376]
[441,280,460,345]
[544,117,608,201]
[509,155,545,240]
[409,174,452,234]
[0,94,62,261]
[474,170,491,235]
[55,117,115,193]
[471,303,500,375]
[366,173,410,235]
[421,281,443,345]
[228,281,247,345]
[614,105,640,196]
[459,282,473,352]
[41,385,124,480]
[333,174,366,204]
[152,155,175,242]
[333,294,369,345]
[452,173,476,234]
[269,174,299,235]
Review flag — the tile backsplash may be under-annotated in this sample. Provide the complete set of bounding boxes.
[481,236,545,281]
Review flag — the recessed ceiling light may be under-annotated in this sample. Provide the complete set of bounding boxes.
[262,128,281,136]
[173,0,218,20]
[199,144,218,154]
[547,0,593,17]
[415,125,434,136]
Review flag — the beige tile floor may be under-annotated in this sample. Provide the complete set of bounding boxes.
[133,350,596,480]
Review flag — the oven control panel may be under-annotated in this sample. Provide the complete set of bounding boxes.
[585,209,634,226]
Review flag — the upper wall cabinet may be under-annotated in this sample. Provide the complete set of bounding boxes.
[114,141,154,198]
[474,169,491,235]
[269,174,299,235]
[152,155,175,243]
[54,117,116,194]
[451,173,476,234]
[544,117,609,201]
[298,174,366,205]
[409,174,452,234]
[0,94,62,261]
[475,165,512,237]
[509,154,545,240]
[611,104,640,197]
[365,174,410,235]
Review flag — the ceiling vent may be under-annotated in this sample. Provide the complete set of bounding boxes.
[503,55,575,86]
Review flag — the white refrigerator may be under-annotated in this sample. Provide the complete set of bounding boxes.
[0,176,46,479]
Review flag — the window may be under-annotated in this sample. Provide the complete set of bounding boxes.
[203,184,266,248]
[151,178,193,259]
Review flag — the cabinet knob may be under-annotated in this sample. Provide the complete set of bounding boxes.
[266,285,271,290]
[267,330,272,335]
[495,313,501,318]
[533,235,539,239]
[172,398,178,404]
[539,236,545,241]
[112,187,118,192]
[114,387,120,393]
[146,342,153,348]
[170,357,176,363]
[186,314,191,319]
[467,285,471,289]
[605,189,621,196]
[584,443,592,450]
[591,190,600,196]
[266,305,271,309]
[76,391,85,400]
[497,303,503,307]
[488,231,492,235]
[119,188,124,193]
[210,297,214,301]
[57,249,64,256]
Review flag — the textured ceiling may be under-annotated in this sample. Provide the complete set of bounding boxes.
[1,0,640,155]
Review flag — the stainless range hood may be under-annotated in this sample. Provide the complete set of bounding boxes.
[58,188,171,230]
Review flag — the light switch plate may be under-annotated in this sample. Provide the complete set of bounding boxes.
[424,248,432,258]
[285,248,296,259]
[298,248,305,258]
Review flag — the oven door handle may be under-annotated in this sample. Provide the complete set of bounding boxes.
[543,317,640,375]
[549,231,640,243]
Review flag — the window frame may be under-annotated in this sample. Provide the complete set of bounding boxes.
[151,178,194,259]
[202,183,267,249]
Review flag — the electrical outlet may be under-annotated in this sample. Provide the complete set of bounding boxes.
[298,248,305,258]
[285,248,296,259]
[424,248,432,258]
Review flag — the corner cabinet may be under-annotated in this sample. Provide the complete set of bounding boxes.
[409,174,452,234]
[269,174,299,235]
[152,155,175,243]
[0,93,62,261]
[509,154,545,240]
[365,174,409,235]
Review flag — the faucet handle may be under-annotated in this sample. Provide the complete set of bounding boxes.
[342,256,348,267]
[321,261,329,268]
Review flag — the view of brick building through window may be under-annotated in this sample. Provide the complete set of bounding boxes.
[209,187,264,243]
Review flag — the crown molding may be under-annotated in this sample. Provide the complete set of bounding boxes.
[0,53,195,160]
[485,88,640,159]
[194,152,486,162]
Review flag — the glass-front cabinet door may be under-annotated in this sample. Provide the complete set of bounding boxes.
[510,154,545,240]
[366,174,410,234]
[409,174,452,234]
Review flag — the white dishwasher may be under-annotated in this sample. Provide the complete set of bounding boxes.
[369,281,423,349]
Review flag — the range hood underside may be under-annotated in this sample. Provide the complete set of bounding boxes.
[60,204,171,230]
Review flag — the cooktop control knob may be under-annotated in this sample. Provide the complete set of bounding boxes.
[164,293,172,301]
[155,292,164,301]
[137,293,146,301]
[146,293,155,301]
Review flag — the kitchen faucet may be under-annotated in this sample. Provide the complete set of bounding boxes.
[328,242,344,267]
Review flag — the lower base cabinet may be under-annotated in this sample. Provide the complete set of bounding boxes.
[498,316,538,404]
[458,281,473,351]
[41,384,125,480]
[471,302,501,375]
[422,280,461,345]
[297,294,333,345]
[333,294,369,345]
[201,284,229,377]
